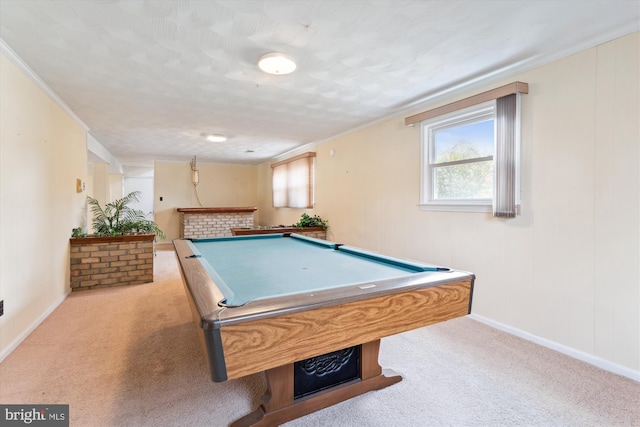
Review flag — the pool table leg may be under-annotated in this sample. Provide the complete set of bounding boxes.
[230,339,402,427]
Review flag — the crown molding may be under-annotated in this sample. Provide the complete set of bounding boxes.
[268,26,640,167]
[398,24,640,114]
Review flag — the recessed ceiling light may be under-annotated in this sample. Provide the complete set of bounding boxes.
[206,134,226,142]
[257,52,296,75]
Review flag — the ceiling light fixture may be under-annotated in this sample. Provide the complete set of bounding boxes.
[206,134,226,142]
[257,52,296,75]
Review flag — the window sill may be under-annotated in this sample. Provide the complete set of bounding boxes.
[418,201,492,213]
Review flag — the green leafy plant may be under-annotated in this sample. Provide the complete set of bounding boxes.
[86,191,165,239]
[293,213,328,230]
[71,227,86,238]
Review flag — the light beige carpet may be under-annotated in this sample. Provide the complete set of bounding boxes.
[1,247,638,426]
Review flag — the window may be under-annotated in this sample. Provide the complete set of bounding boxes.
[420,96,521,214]
[409,82,526,216]
[423,102,495,210]
[272,152,315,208]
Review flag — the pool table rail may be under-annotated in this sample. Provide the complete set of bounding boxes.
[174,239,226,328]
[212,269,473,326]
[219,279,473,380]
[174,238,473,330]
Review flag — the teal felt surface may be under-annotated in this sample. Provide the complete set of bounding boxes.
[191,235,427,307]
[337,246,445,272]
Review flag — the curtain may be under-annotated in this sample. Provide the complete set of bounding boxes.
[271,153,315,208]
[272,164,287,207]
[494,94,518,218]
[288,156,313,208]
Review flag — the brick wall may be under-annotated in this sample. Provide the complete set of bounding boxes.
[231,227,326,240]
[298,230,326,239]
[179,212,255,239]
[70,234,154,290]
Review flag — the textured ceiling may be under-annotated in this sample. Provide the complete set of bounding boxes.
[1,0,638,166]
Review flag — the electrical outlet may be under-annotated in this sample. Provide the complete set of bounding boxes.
[0,300,3,317]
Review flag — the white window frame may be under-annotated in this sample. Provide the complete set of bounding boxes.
[420,101,496,213]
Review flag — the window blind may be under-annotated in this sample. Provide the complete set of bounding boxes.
[493,94,519,218]
[271,152,315,208]
[272,164,288,208]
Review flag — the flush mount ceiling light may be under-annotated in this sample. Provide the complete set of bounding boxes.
[206,134,226,142]
[257,52,296,75]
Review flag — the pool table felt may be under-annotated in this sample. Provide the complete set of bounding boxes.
[189,234,444,307]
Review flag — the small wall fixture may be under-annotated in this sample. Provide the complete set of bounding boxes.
[190,156,199,186]
[76,178,85,193]
[257,52,296,75]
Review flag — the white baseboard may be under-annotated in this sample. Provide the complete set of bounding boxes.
[468,313,640,382]
[0,288,71,363]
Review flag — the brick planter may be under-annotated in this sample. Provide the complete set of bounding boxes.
[177,207,257,239]
[69,234,155,291]
[231,227,326,240]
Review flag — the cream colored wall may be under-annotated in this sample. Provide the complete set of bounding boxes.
[91,163,108,205]
[154,161,258,242]
[258,33,639,374]
[0,52,87,359]
[109,173,123,200]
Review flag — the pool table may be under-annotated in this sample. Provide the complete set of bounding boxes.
[173,233,474,426]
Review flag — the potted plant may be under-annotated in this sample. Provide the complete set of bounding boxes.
[69,191,164,291]
[86,191,165,238]
[293,213,329,231]
[231,213,328,238]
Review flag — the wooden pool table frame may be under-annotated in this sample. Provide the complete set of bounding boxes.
[173,237,474,426]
